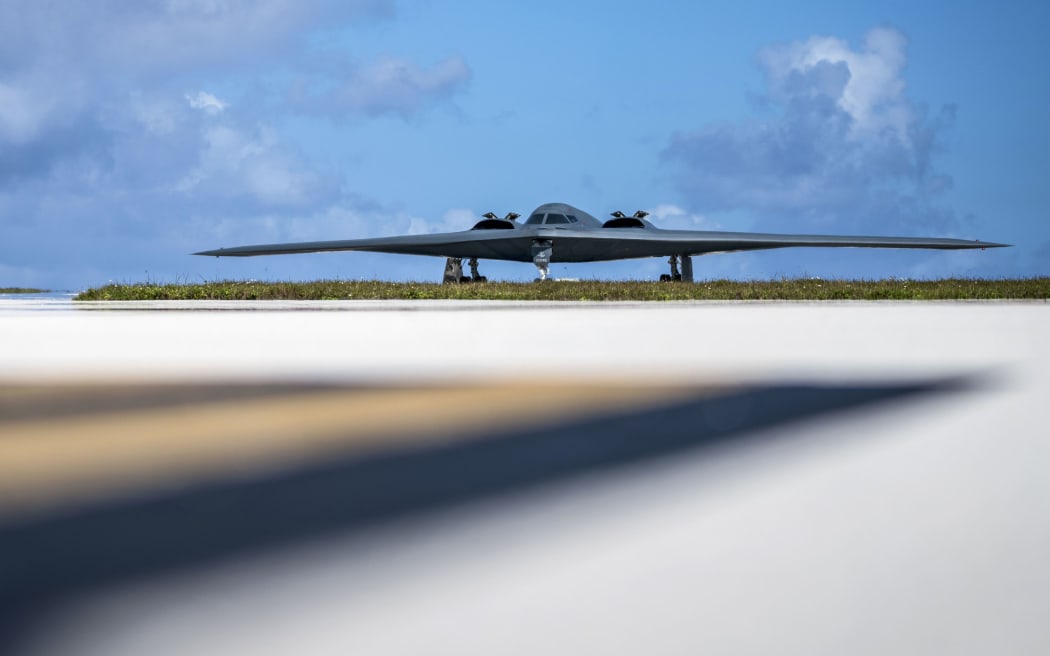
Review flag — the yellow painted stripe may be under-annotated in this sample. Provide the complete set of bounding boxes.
[0,382,714,517]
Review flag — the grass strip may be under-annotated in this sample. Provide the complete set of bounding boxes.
[75,278,1050,301]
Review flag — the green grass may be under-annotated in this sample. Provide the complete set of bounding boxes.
[75,278,1050,301]
[0,287,47,294]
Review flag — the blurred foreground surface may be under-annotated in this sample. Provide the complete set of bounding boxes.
[1,298,1047,655]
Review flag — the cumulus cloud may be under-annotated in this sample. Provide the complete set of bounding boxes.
[339,56,470,116]
[292,56,472,118]
[0,0,476,287]
[175,123,340,208]
[0,1,394,76]
[0,1,393,185]
[759,28,911,142]
[0,1,463,189]
[664,27,958,235]
[186,91,228,115]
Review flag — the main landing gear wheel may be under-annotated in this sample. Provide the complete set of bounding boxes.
[660,255,694,282]
[443,257,488,284]
[661,256,682,282]
[468,258,487,283]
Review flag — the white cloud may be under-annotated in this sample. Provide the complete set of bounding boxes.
[175,124,336,208]
[647,204,721,230]
[405,208,474,235]
[0,1,394,76]
[0,0,475,288]
[186,91,228,115]
[759,27,911,143]
[0,1,398,170]
[438,208,475,231]
[664,27,958,235]
[307,56,472,118]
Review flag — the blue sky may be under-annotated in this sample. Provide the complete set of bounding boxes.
[1,0,1047,288]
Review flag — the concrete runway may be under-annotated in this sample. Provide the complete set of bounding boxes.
[1,297,1048,655]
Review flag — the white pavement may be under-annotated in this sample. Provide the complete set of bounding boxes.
[3,298,1049,656]
[1,299,1045,384]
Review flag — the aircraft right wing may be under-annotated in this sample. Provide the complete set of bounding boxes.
[513,229,1009,262]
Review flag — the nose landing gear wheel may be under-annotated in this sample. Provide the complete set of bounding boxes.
[468,258,488,283]
[531,240,552,281]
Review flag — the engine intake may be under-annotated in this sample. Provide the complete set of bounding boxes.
[603,217,646,228]
[605,209,649,228]
[471,219,516,230]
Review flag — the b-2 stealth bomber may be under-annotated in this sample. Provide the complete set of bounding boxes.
[196,202,1008,282]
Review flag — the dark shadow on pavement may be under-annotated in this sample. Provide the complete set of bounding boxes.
[0,378,972,651]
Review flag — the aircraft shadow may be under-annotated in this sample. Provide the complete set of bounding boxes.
[0,378,971,649]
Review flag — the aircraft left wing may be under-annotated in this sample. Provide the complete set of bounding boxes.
[195,230,546,262]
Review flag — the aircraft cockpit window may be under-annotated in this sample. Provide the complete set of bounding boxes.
[545,213,569,224]
[566,215,579,223]
[525,214,545,225]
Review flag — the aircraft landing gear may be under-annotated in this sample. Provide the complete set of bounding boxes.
[443,257,462,284]
[659,255,694,282]
[681,255,693,282]
[443,257,488,283]
[660,255,682,282]
[468,257,487,283]
[532,239,552,281]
